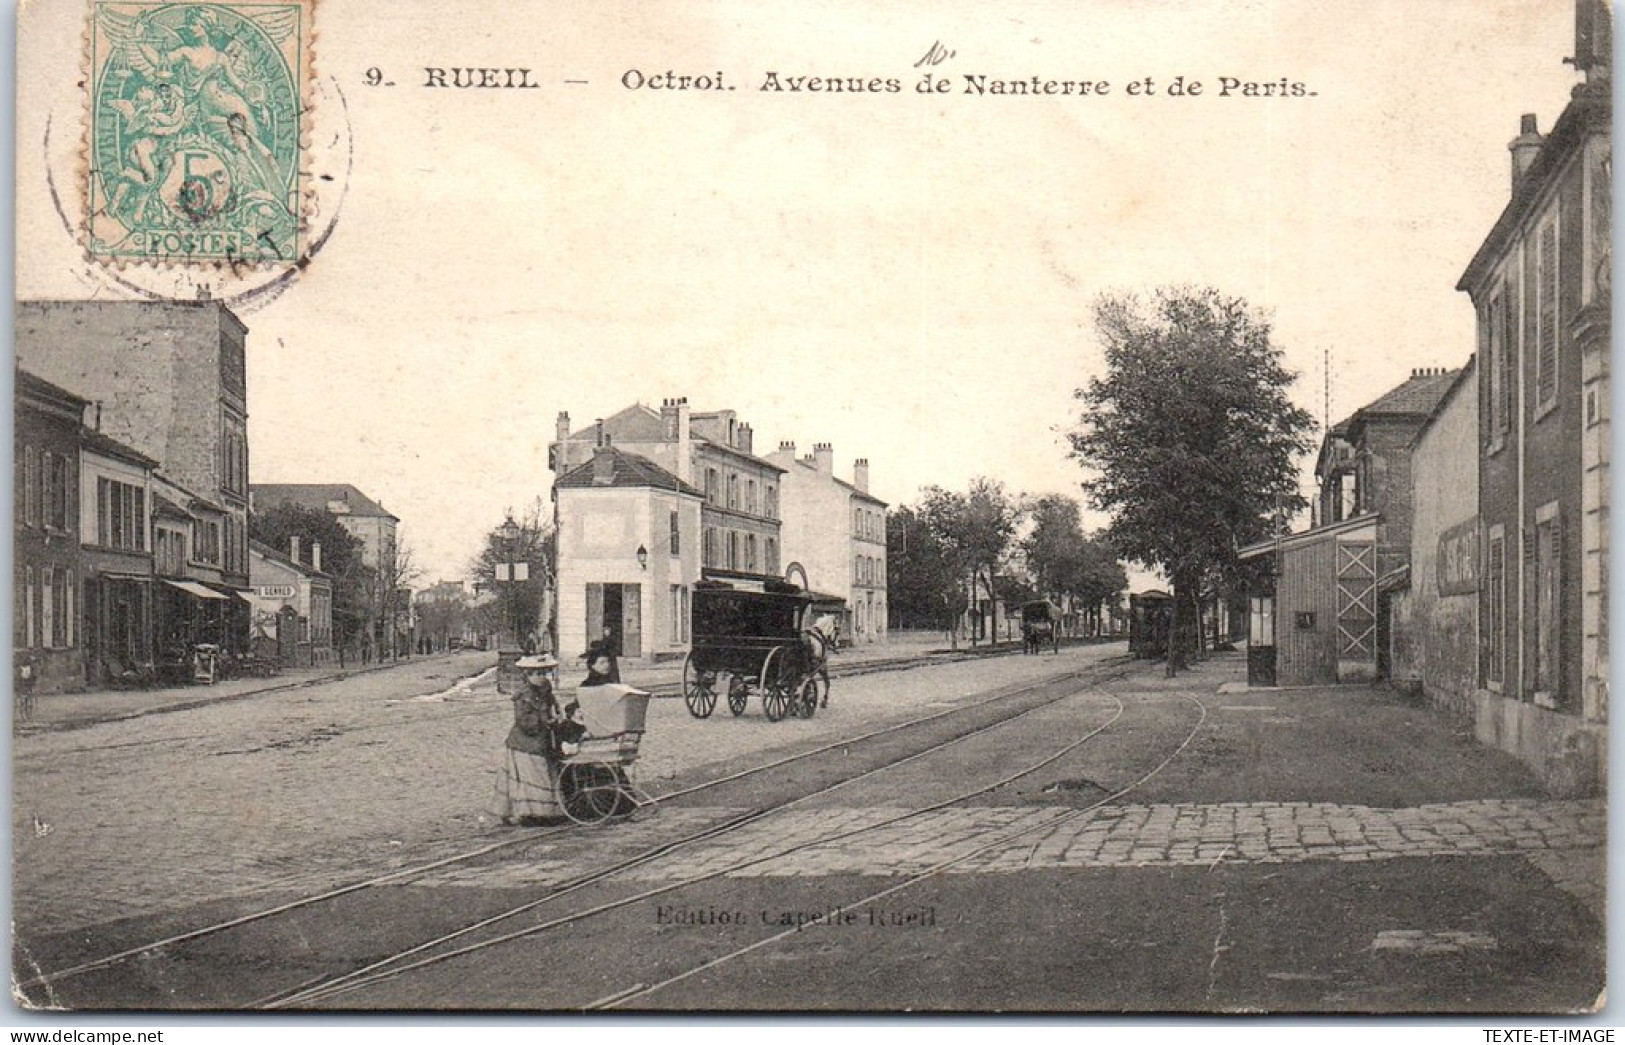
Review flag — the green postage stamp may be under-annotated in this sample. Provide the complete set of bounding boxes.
[85,0,314,267]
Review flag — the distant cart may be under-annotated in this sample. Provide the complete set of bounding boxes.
[1020,600,1061,655]
[682,580,843,722]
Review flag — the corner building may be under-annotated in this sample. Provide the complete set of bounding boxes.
[1457,13,1609,794]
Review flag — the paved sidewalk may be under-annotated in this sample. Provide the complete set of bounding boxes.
[13,649,497,735]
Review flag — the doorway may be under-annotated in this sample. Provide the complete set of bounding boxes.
[586,583,642,658]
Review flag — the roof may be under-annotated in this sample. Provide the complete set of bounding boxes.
[80,427,159,469]
[555,446,705,497]
[1237,512,1381,560]
[568,402,787,473]
[1358,368,1461,419]
[152,494,193,522]
[15,369,89,410]
[18,297,249,335]
[1411,356,1477,447]
[780,456,887,506]
[567,403,666,443]
[249,538,331,579]
[251,483,399,521]
[1318,368,1462,476]
[832,475,887,507]
[1459,91,1608,294]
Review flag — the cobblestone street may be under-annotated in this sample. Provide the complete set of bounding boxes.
[407,797,1603,920]
[10,642,1112,937]
[11,645,1606,1014]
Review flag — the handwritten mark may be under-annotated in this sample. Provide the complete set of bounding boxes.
[914,40,956,68]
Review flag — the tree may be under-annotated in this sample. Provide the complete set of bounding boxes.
[1068,286,1315,672]
[468,499,556,652]
[415,583,471,652]
[249,503,370,649]
[1021,494,1128,636]
[919,478,1021,647]
[375,537,422,659]
[885,505,964,635]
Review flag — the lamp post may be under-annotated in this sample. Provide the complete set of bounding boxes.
[495,515,529,692]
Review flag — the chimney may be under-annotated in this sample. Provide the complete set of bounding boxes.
[1570,0,1612,81]
[555,411,571,473]
[675,397,691,483]
[739,423,753,454]
[853,458,870,493]
[290,534,301,564]
[778,440,796,455]
[312,541,322,572]
[592,444,616,485]
[813,442,834,474]
[595,418,606,447]
[1509,114,1544,189]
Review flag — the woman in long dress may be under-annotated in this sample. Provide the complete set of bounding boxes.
[492,654,564,824]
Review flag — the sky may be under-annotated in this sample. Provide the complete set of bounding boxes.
[14,0,1586,584]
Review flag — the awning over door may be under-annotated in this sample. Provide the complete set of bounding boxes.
[163,579,228,600]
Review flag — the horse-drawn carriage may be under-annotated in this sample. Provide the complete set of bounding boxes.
[1020,599,1061,655]
[682,580,842,721]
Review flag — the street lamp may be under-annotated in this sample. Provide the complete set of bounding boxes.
[495,516,529,650]
[636,544,648,570]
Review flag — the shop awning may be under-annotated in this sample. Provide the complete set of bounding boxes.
[163,579,228,600]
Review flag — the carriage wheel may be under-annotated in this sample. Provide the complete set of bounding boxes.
[559,763,622,824]
[760,648,791,722]
[682,653,717,719]
[727,675,749,717]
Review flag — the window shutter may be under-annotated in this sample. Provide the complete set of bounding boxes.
[1537,223,1559,407]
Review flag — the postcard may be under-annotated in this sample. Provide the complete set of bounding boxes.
[11,0,1609,1018]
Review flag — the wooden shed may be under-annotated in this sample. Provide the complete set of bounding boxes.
[1237,514,1381,687]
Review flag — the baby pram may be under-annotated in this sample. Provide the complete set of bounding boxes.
[557,683,656,825]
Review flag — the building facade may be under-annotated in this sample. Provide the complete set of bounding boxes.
[79,427,159,689]
[250,483,406,655]
[764,442,888,644]
[1456,31,1610,794]
[553,443,704,662]
[1242,368,1460,687]
[249,538,335,667]
[15,372,89,695]
[552,399,784,583]
[1389,361,1480,716]
[16,300,252,597]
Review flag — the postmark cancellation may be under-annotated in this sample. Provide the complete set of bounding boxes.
[84,0,315,268]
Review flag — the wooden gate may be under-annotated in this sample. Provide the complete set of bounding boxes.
[1336,539,1377,680]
